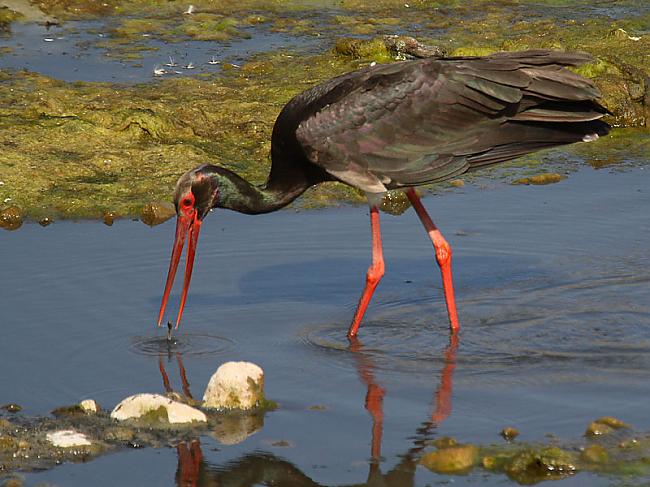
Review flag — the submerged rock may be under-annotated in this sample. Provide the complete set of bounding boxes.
[110,393,207,424]
[586,416,630,436]
[102,211,116,226]
[46,430,92,448]
[449,179,465,188]
[513,173,565,186]
[0,206,23,231]
[501,427,520,441]
[380,190,411,216]
[581,444,609,464]
[504,446,577,483]
[420,444,479,474]
[1,403,22,413]
[203,362,265,410]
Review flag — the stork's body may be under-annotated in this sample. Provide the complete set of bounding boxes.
[158,49,610,337]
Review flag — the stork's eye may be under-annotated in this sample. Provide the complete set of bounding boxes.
[182,196,194,208]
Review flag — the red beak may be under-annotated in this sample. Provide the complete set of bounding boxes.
[157,211,202,329]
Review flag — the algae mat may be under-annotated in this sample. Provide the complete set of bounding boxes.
[0,0,648,223]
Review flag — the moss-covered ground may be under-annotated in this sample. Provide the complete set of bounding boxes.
[0,0,648,224]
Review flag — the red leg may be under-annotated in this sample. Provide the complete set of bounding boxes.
[347,206,385,338]
[406,189,460,332]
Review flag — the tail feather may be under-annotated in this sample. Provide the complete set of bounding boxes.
[467,119,610,168]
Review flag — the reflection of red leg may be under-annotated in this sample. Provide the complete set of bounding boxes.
[159,356,173,393]
[431,333,458,426]
[406,189,460,332]
[348,206,385,338]
[349,338,385,461]
[176,353,193,399]
[177,440,202,487]
[366,383,385,460]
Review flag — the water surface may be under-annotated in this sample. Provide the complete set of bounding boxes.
[2,165,649,485]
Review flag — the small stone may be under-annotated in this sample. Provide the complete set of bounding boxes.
[1,403,22,413]
[380,190,411,216]
[38,217,53,227]
[513,173,564,186]
[0,207,23,231]
[581,444,609,463]
[501,427,520,441]
[586,421,614,436]
[618,438,638,449]
[450,179,465,187]
[141,202,175,226]
[203,362,265,410]
[46,430,92,448]
[586,416,629,436]
[79,399,100,414]
[420,444,479,474]
[271,440,291,447]
[111,393,207,424]
[102,211,116,226]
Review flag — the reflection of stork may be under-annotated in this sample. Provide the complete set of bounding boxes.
[349,332,459,484]
[158,334,458,486]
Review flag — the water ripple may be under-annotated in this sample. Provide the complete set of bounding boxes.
[130,332,235,356]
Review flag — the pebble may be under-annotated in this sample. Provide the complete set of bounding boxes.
[501,426,520,441]
[1,403,22,413]
[203,361,264,410]
[79,399,100,414]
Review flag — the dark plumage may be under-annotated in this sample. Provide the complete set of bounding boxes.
[158,49,610,335]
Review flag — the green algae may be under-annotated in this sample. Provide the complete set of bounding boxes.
[420,444,479,474]
[0,0,648,223]
[0,6,22,29]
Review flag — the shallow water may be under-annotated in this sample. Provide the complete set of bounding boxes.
[2,165,649,485]
[0,20,322,83]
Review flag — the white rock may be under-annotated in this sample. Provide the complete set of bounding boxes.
[79,399,99,413]
[47,430,92,447]
[110,393,207,424]
[203,361,264,410]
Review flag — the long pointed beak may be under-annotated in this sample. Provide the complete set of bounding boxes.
[157,212,202,329]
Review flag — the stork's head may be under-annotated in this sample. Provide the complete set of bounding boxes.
[157,164,220,328]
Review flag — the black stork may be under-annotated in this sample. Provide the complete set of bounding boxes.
[157,49,609,338]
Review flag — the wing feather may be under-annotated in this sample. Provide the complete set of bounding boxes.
[291,50,608,192]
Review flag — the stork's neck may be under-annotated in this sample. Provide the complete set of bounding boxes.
[210,166,311,215]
